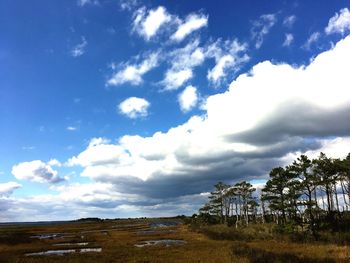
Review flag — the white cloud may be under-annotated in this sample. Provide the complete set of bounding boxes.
[8,36,350,220]
[162,69,193,90]
[67,36,350,192]
[133,6,171,40]
[119,0,138,11]
[206,39,249,85]
[171,13,208,42]
[303,32,321,50]
[12,160,64,184]
[287,137,350,162]
[107,52,159,86]
[118,97,150,119]
[283,15,296,28]
[178,85,198,112]
[0,184,207,221]
[89,137,111,147]
[22,146,35,150]
[5,36,350,221]
[67,126,77,131]
[207,55,234,84]
[169,40,205,71]
[48,159,61,167]
[71,37,87,57]
[325,8,350,35]
[77,0,99,6]
[161,40,205,90]
[283,33,294,47]
[251,13,277,49]
[67,137,123,167]
[0,182,21,196]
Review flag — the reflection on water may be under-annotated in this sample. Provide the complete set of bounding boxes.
[53,242,89,246]
[150,221,181,228]
[137,230,175,235]
[135,239,186,247]
[25,248,102,256]
[30,233,75,240]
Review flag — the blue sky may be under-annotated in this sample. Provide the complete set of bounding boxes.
[1,0,350,221]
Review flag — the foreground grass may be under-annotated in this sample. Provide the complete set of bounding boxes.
[0,219,349,262]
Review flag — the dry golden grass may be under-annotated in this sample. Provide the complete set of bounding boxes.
[0,219,349,263]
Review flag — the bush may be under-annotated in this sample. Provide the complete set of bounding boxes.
[232,243,337,263]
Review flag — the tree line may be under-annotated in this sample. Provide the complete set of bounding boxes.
[198,152,350,235]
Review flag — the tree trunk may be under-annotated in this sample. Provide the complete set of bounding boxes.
[341,181,349,211]
[334,183,340,212]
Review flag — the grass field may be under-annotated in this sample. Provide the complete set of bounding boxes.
[0,219,349,263]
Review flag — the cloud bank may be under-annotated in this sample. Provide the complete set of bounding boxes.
[67,36,350,202]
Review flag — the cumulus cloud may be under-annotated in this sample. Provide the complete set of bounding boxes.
[71,37,87,57]
[133,6,171,40]
[284,137,350,164]
[251,13,277,49]
[171,13,208,42]
[12,160,65,184]
[118,97,150,119]
[107,52,159,86]
[325,8,350,35]
[48,159,61,167]
[178,85,198,112]
[283,33,294,47]
[3,36,350,221]
[0,185,208,221]
[0,182,21,196]
[67,36,350,201]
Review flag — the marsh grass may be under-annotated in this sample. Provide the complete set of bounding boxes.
[0,219,349,262]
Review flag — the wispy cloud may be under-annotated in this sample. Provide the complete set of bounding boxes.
[170,13,208,42]
[107,52,159,86]
[67,126,77,131]
[283,15,296,28]
[119,0,139,11]
[283,33,294,47]
[206,38,249,86]
[22,146,35,151]
[77,0,99,7]
[0,182,21,196]
[303,32,320,50]
[161,40,205,90]
[71,36,87,57]
[251,13,277,49]
[162,69,193,91]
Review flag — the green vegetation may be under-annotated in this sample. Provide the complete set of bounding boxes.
[187,152,350,261]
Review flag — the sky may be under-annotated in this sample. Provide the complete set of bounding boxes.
[1,0,350,222]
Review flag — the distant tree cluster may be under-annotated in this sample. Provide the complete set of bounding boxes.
[198,152,350,235]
